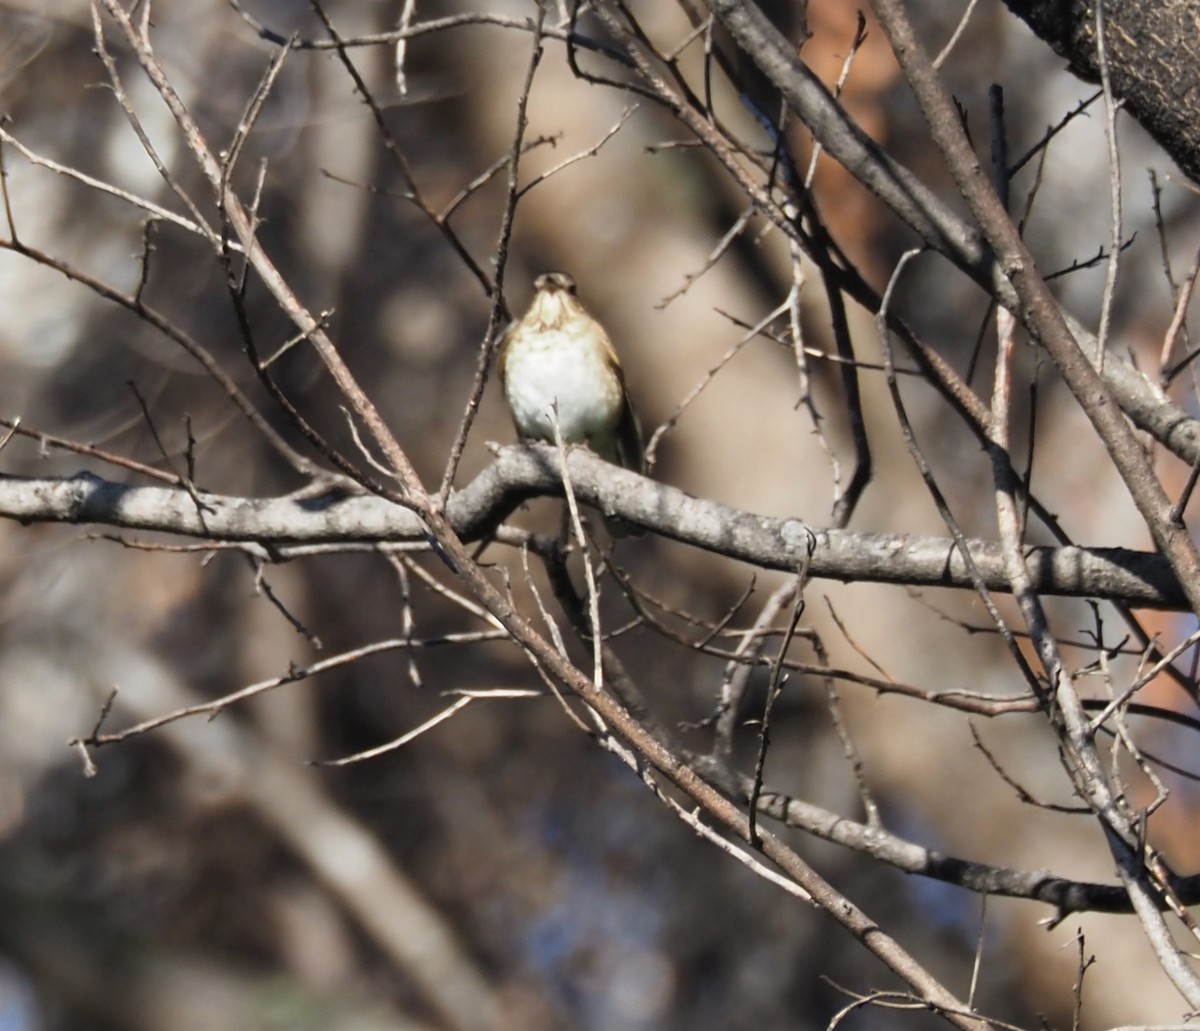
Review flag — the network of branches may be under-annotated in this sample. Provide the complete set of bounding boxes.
[4,2,1200,1029]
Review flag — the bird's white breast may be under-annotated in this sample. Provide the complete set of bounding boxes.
[503,327,621,444]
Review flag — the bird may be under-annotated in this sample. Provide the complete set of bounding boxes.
[498,272,644,473]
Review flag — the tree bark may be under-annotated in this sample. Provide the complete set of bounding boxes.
[1003,0,1200,182]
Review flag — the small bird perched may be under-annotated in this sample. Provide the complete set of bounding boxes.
[499,272,644,473]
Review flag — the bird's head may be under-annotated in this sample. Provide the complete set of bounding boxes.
[526,271,581,328]
[533,271,577,295]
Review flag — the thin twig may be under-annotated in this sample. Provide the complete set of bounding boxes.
[436,5,546,503]
[314,697,475,766]
[1093,0,1123,369]
[933,0,982,69]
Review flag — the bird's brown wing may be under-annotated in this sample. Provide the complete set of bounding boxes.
[593,324,645,474]
[496,322,512,387]
[615,393,645,474]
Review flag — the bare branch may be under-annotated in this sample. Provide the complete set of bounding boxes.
[0,448,1187,607]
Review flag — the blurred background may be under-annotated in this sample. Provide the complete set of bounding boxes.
[1,1,1200,1028]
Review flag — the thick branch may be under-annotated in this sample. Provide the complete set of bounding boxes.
[0,444,1184,607]
[1003,0,1200,184]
